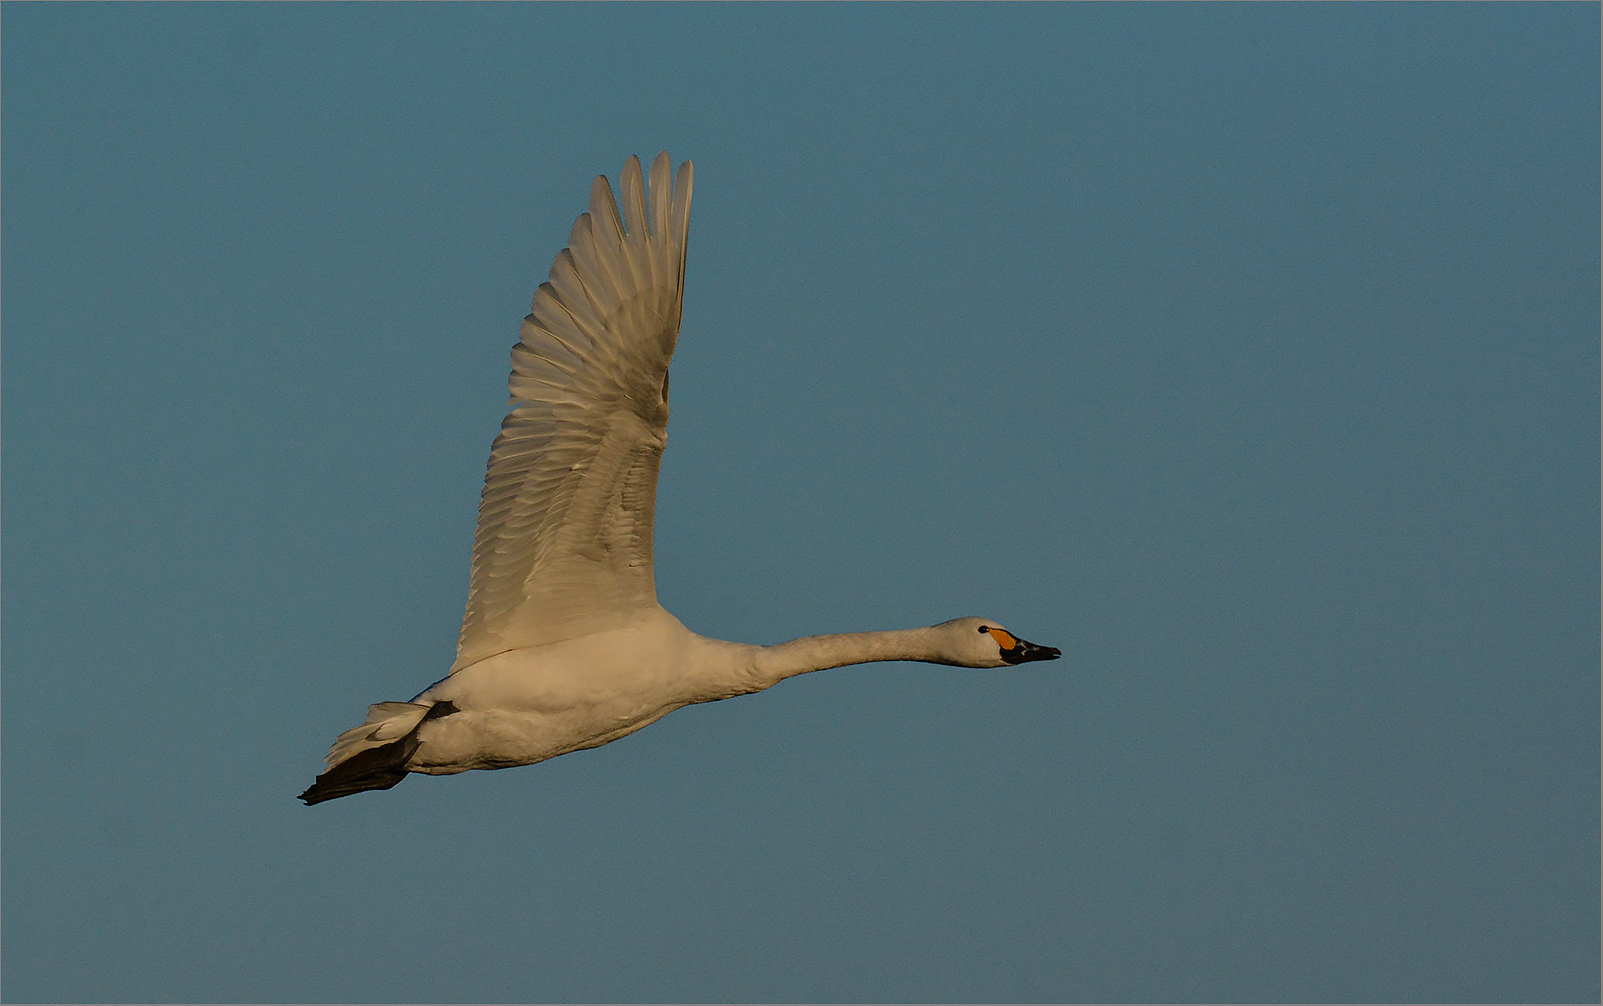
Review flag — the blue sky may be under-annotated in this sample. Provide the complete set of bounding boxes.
[3,4,1598,1002]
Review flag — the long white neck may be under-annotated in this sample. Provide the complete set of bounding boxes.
[692,626,954,699]
[757,627,955,679]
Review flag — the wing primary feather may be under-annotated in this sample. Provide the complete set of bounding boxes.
[528,285,597,360]
[589,174,626,246]
[587,175,634,300]
[669,160,694,323]
[567,214,624,321]
[618,156,655,297]
[649,152,672,248]
[644,153,669,294]
[547,251,609,343]
[621,156,649,239]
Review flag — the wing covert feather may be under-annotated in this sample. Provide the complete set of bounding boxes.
[452,154,693,672]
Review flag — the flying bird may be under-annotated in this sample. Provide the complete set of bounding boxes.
[300,152,1060,805]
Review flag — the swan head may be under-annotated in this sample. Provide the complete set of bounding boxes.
[935,617,1062,668]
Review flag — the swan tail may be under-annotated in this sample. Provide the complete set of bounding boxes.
[299,700,451,806]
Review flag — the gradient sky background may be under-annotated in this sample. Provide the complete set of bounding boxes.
[4,5,1598,1003]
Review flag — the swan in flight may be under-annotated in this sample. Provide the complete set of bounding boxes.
[300,152,1060,805]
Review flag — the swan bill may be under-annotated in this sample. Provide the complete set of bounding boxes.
[980,625,1060,664]
[1000,635,1062,665]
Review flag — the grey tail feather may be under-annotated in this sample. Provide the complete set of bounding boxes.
[298,700,458,806]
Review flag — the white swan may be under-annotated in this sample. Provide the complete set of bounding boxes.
[300,152,1059,805]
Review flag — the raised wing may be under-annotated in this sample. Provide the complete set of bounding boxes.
[452,153,693,672]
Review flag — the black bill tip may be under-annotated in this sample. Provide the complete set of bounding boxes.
[1001,638,1062,665]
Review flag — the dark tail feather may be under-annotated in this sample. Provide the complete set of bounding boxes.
[300,699,458,806]
[299,732,419,806]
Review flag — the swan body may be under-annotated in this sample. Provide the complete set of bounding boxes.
[301,153,1059,805]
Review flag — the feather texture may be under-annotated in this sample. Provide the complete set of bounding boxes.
[452,153,693,672]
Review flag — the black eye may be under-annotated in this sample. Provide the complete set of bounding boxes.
[977,625,990,633]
